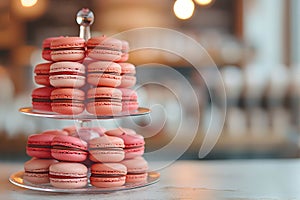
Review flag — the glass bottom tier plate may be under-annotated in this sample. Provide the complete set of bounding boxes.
[19,107,150,120]
[9,171,160,193]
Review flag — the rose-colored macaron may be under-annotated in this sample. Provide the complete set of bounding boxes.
[49,61,86,88]
[105,127,145,159]
[50,37,86,62]
[87,36,122,61]
[26,134,56,159]
[34,62,52,86]
[87,61,121,87]
[31,87,55,112]
[49,162,88,189]
[117,40,129,62]
[118,63,136,88]
[121,156,148,183]
[90,163,127,188]
[51,135,88,162]
[120,88,139,112]
[86,87,122,116]
[88,134,125,163]
[50,88,85,115]
[42,37,62,61]
[24,158,58,184]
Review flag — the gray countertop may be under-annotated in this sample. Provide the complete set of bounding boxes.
[1,159,300,200]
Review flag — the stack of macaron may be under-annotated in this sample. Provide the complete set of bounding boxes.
[32,35,139,116]
[24,126,148,188]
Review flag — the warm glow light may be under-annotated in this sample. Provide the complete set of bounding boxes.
[20,0,38,7]
[194,0,213,6]
[173,0,195,20]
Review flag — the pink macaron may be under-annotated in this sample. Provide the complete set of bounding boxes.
[31,87,55,112]
[88,134,125,163]
[50,88,85,115]
[51,135,88,162]
[87,61,122,87]
[50,36,86,62]
[86,87,122,116]
[24,158,58,184]
[118,63,136,88]
[49,61,86,88]
[90,163,127,188]
[121,156,148,183]
[49,162,88,189]
[26,134,56,159]
[42,37,62,61]
[120,88,139,112]
[87,36,122,61]
[105,127,145,159]
[34,62,52,86]
[117,40,129,62]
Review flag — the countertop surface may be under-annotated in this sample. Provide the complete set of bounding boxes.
[1,159,300,200]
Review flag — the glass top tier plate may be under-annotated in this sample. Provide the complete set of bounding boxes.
[19,107,150,120]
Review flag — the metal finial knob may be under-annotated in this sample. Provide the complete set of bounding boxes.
[76,8,94,40]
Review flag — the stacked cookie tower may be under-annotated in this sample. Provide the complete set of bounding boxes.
[32,35,138,116]
[24,126,148,189]
[32,36,86,114]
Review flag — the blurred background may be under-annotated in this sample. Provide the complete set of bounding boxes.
[0,0,300,161]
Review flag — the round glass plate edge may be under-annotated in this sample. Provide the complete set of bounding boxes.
[9,171,160,193]
[19,107,150,120]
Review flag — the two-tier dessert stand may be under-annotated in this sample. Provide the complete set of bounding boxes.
[9,8,160,193]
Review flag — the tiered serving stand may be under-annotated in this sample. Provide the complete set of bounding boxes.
[9,8,160,193]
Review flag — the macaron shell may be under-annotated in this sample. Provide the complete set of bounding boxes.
[119,75,136,88]
[121,157,148,183]
[86,87,122,116]
[24,172,50,184]
[120,88,139,111]
[86,101,122,116]
[42,37,62,61]
[124,146,145,159]
[87,36,122,61]
[90,176,126,188]
[24,158,58,184]
[49,162,88,189]
[51,149,88,162]
[88,135,125,149]
[90,163,127,188]
[26,134,56,159]
[50,88,85,115]
[88,135,125,162]
[121,156,148,173]
[34,62,51,86]
[91,163,127,175]
[49,61,86,88]
[31,87,54,112]
[52,135,88,150]
[50,37,86,62]
[125,172,148,183]
[117,40,129,62]
[122,101,139,112]
[51,135,88,162]
[89,149,125,163]
[87,61,121,87]
[105,127,137,136]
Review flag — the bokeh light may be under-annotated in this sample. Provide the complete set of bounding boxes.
[173,0,195,20]
[20,0,38,7]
